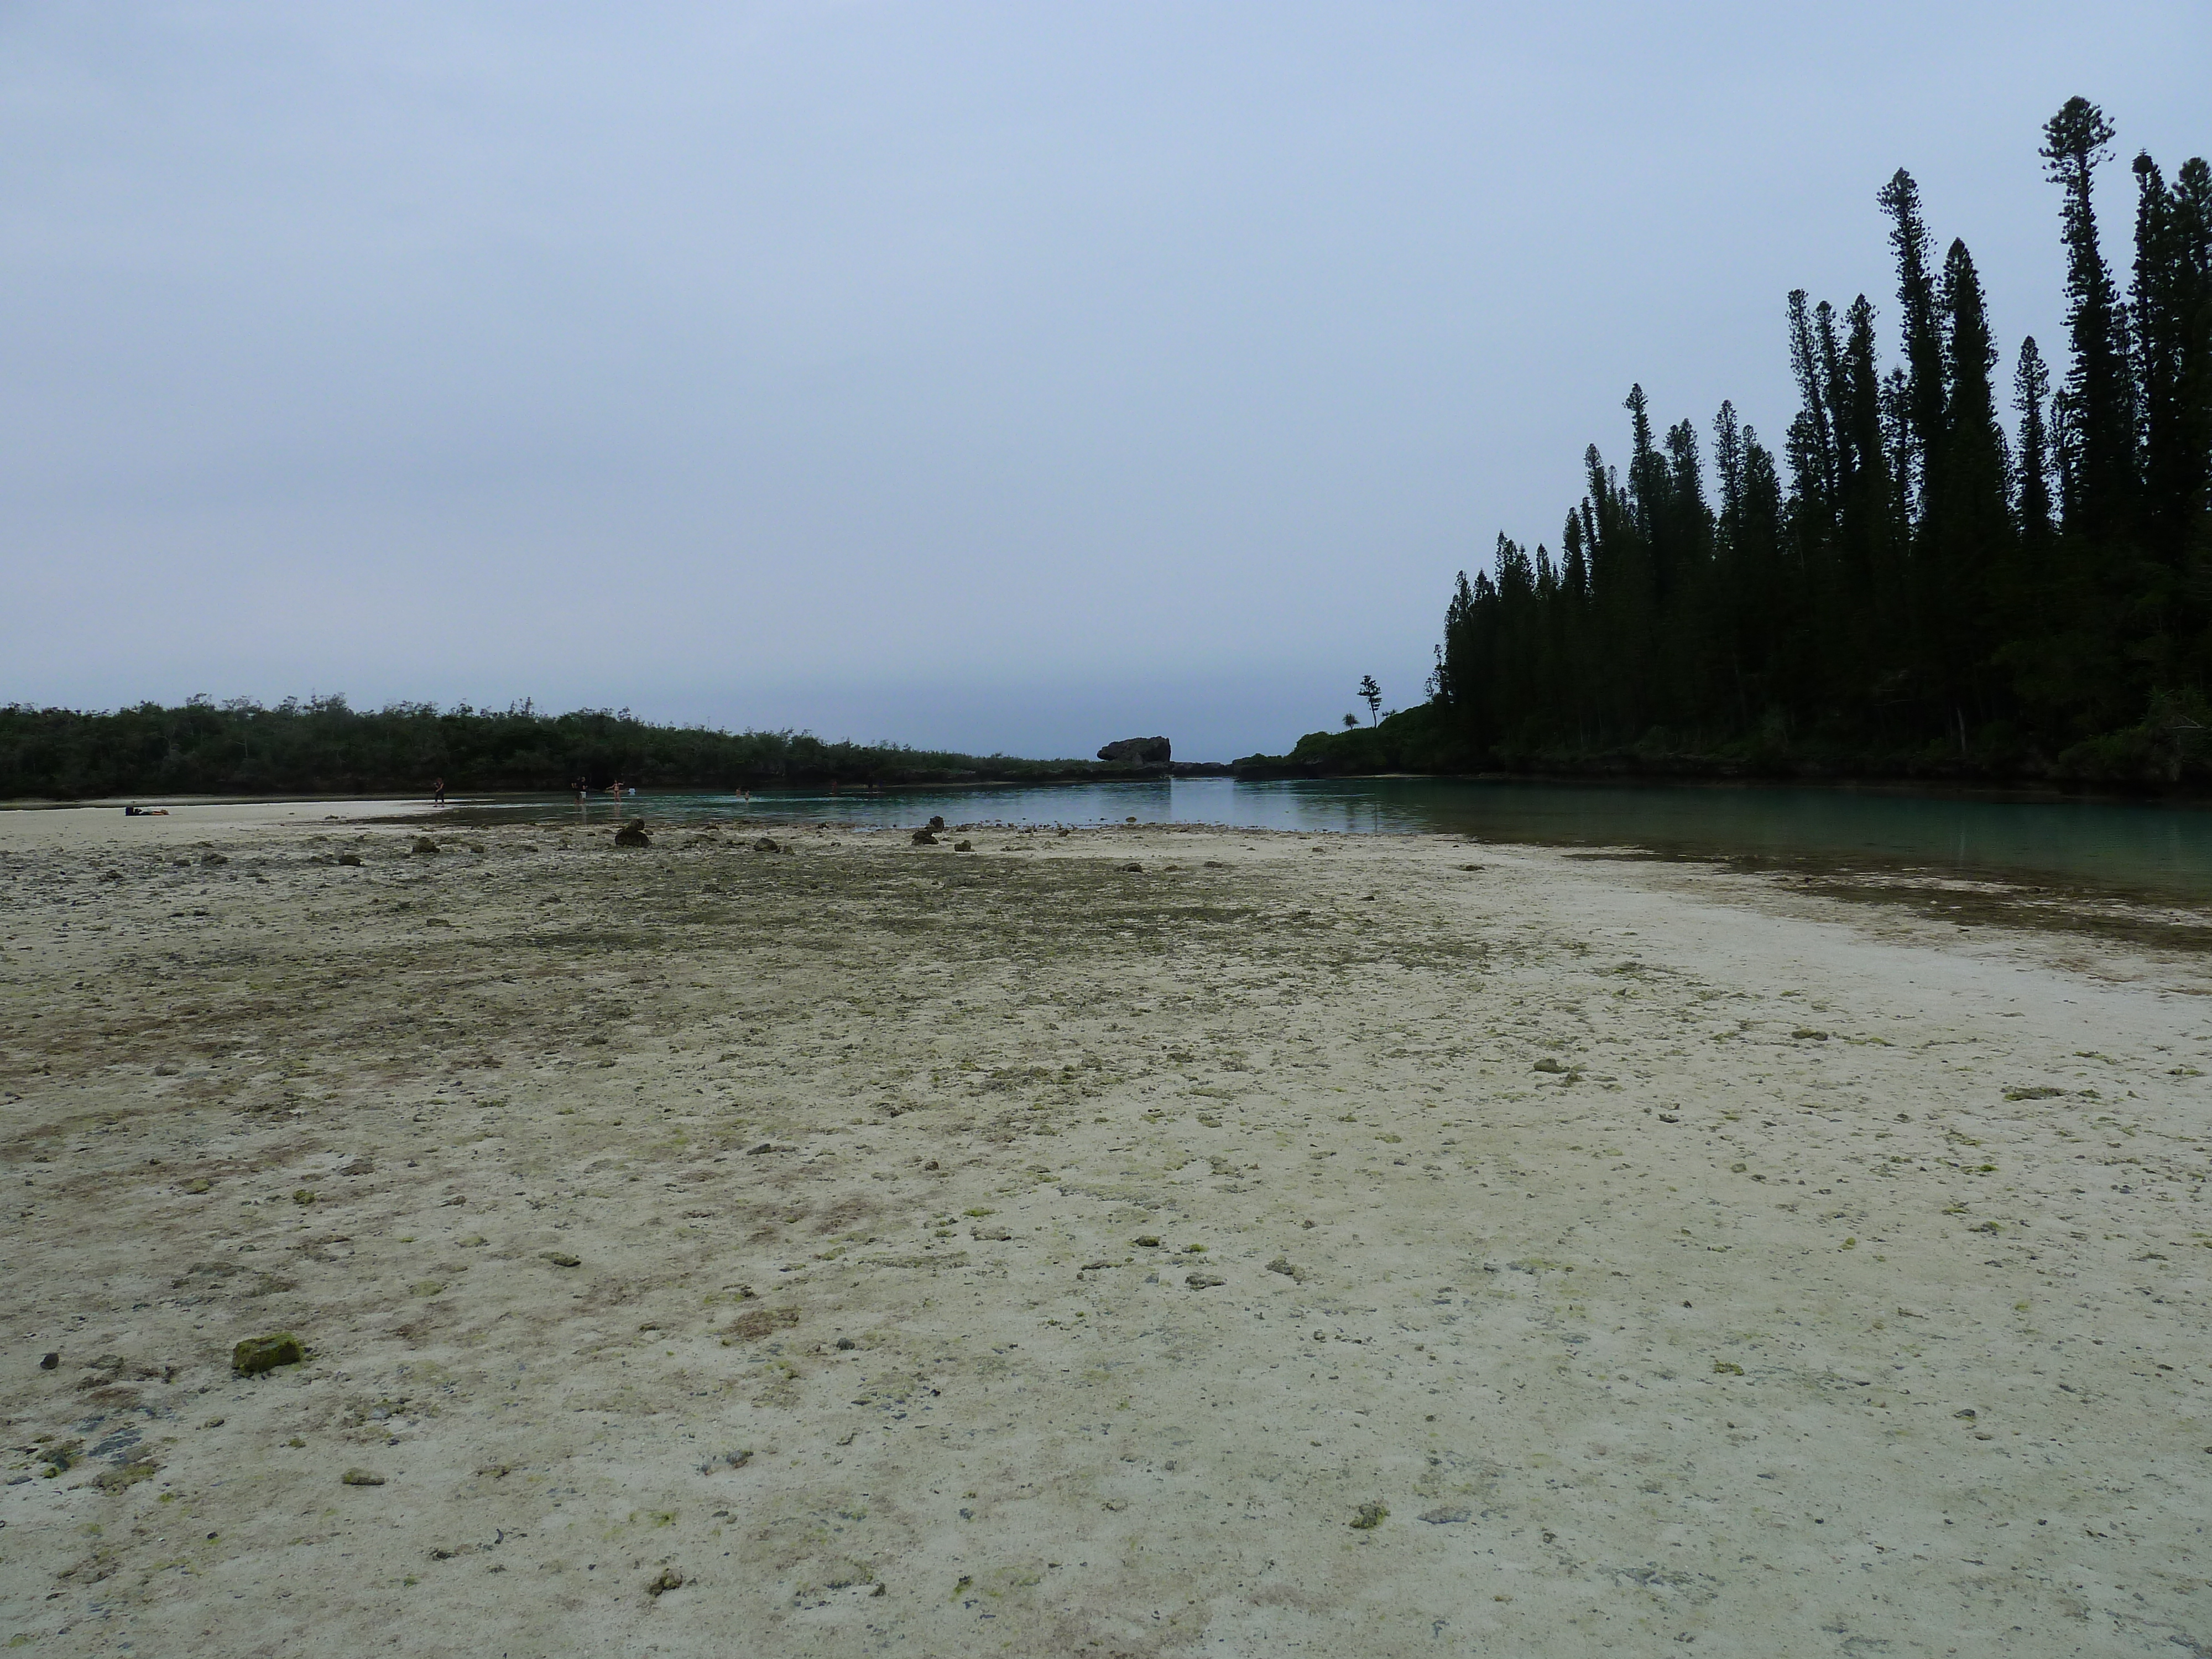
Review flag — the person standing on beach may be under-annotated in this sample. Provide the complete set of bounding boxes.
[431,776,446,806]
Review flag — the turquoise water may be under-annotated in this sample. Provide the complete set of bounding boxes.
[451,776,2212,905]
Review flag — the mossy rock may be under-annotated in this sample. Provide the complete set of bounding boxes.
[232,1332,305,1375]
[614,820,652,848]
[411,837,441,855]
[95,1459,160,1493]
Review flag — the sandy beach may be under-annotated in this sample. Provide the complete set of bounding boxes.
[3,808,2211,1657]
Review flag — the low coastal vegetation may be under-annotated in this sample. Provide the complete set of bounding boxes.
[1244,100,2212,793]
[0,697,1162,799]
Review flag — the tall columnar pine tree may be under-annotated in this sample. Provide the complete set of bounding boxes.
[2013,338,2056,554]
[1927,237,2013,728]
[2130,150,2212,677]
[1876,169,1948,515]
[2041,98,2135,546]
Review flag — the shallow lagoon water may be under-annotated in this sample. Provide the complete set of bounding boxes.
[455,775,2212,905]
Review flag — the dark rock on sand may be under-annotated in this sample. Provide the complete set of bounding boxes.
[614,819,652,848]
[232,1333,305,1375]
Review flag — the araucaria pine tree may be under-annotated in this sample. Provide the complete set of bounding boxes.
[1426,98,2211,784]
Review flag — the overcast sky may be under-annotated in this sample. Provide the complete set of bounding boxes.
[3,3,2205,760]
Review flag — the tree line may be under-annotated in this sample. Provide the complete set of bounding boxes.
[1421,97,2209,789]
[0,696,1124,799]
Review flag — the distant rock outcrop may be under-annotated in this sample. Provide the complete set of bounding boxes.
[1098,737,1171,765]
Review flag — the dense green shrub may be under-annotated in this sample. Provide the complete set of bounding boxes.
[0,697,1118,799]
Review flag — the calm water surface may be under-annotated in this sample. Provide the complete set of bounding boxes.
[452,777,2212,905]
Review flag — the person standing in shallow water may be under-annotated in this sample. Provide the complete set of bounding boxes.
[431,777,445,807]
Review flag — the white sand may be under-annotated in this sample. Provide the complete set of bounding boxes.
[0,800,431,855]
[3,815,2209,1656]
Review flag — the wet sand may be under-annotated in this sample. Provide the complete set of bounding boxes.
[3,813,2211,1656]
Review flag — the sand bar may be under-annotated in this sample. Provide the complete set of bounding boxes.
[0,800,431,855]
[3,815,2210,1655]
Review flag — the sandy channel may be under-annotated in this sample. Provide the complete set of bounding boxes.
[2,812,2210,1657]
